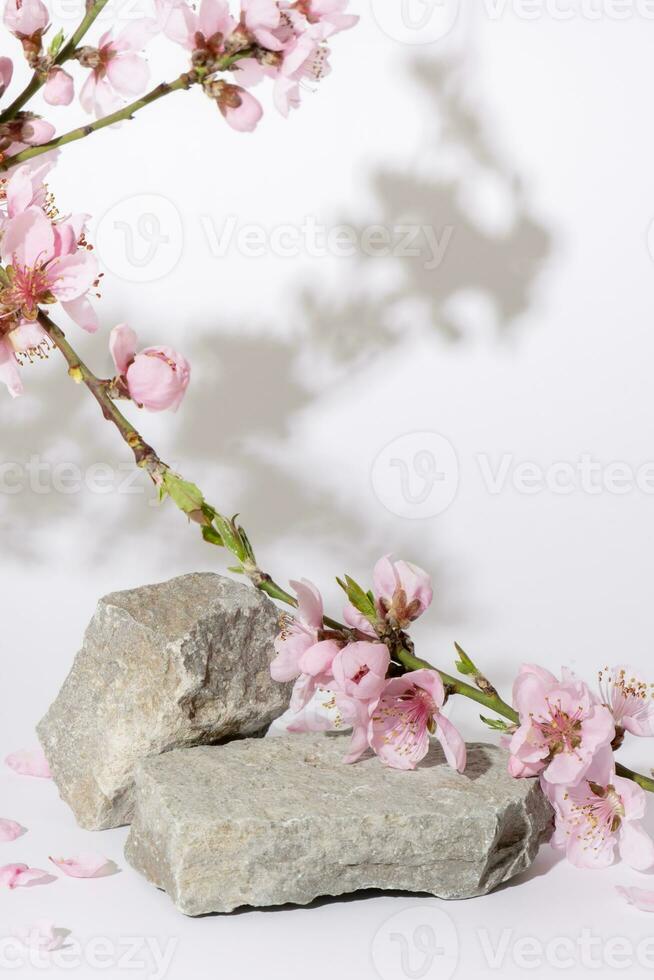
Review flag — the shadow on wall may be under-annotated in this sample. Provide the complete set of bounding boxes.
[0,53,551,600]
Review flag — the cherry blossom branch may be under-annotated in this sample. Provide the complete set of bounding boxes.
[37,311,654,795]
[0,72,194,171]
[615,762,654,794]
[37,311,166,482]
[0,0,110,123]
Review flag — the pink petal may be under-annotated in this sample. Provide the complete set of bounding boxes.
[1,207,55,267]
[43,68,74,106]
[60,296,98,334]
[290,578,323,630]
[5,748,51,779]
[0,338,23,398]
[619,822,654,872]
[618,886,654,911]
[106,52,150,98]
[0,56,13,97]
[0,819,26,842]
[0,864,54,888]
[198,0,233,38]
[49,250,98,302]
[109,323,137,375]
[298,638,340,677]
[436,713,467,773]
[49,853,114,878]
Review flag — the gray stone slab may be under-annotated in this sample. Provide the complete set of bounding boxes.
[125,735,553,914]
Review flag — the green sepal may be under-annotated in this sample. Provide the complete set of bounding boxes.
[454,641,478,677]
[479,714,512,733]
[49,28,65,57]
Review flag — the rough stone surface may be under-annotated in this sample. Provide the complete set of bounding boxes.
[38,573,289,831]
[125,736,553,915]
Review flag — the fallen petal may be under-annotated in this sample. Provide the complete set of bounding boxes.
[12,919,70,951]
[0,863,55,888]
[617,886,654,912]
[49,853,115,878]
[0,819,26,842]
[5,749,52,779]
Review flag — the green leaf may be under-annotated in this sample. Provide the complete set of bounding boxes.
[162,472,205,516]
[49,28,65,57]
[211,512,249,562]
[202,525,223,547]
[337,574,377,623]
[454,641,478,677]
[479,715,512,732]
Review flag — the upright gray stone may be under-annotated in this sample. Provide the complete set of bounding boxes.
[38,573,289,831]
[125,737,553,915]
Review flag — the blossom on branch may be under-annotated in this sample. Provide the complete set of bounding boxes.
[109,323,190,412]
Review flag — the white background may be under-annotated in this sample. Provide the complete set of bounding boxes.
[3,0,654,976]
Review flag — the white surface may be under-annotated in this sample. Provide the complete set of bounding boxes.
[3,1,654,977]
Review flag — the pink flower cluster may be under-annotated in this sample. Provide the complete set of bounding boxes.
[1,0,356,137]
[508,663,654,871]
[0,159,189,405]
[159,0,357,130]
[270,557,467,773]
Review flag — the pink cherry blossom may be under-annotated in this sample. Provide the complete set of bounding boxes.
[0,320,52,397]
[2,159,53,222]
[0,56,13,96]
[79,21,156,118]
[241,0,293,50]
[158,0,234,51]
[370,669,467,772]
[44,67,74,106]
[270,578,324,681]
[294,0,358,33]
[0,207,99,331]
[109,323,190,412]
[273,28,332,117]
[12,920,70,952]
[3,0,48,38]
[0,818,26,842]
[599,665,654,737]
[508,665,615,786]
[5,747,52,778]
[0,863,53,888]
[543,748,654,870]
[49,853,114,878]
[343,555,433,634]
[214,82,263,131]
[617,886,654,912]
[0,114,55,158]
[332,640,390,701]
